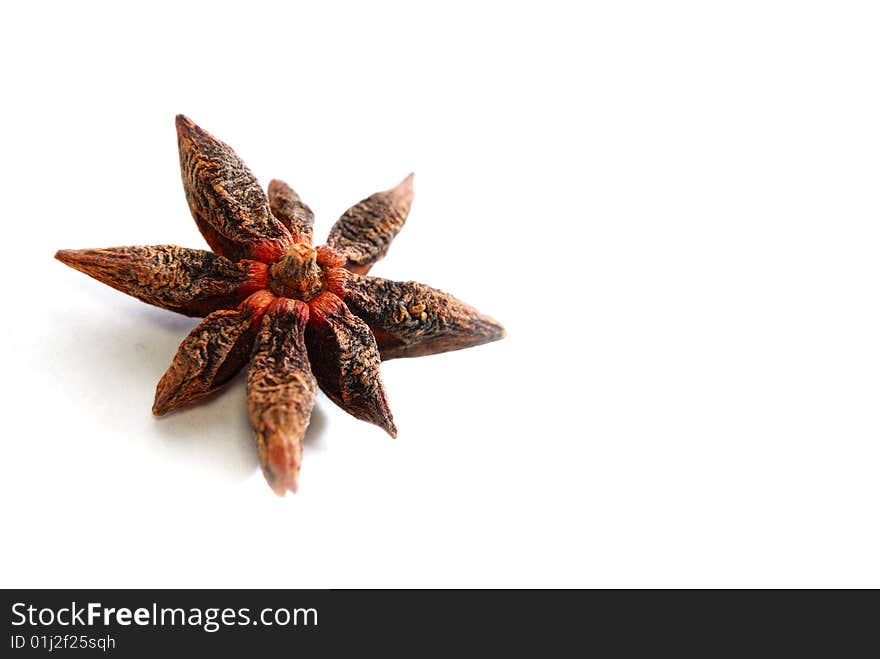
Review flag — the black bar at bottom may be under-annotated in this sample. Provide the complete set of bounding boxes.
[1,589,874,655]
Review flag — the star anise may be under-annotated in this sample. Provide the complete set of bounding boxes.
[55,116,505,495]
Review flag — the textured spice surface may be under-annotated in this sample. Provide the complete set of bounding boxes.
[56,115,505,495]
[153,290,274,414]
[328,269,507,359]
[56,246,267,317]
[176,115,292,262]
[268,179,315,241]
[307,292,396,436]
[248,298,316,494]
[326,174,414,275]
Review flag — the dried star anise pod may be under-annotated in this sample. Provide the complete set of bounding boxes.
[55,115,505,495]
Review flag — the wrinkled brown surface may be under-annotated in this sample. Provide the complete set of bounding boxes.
[268,179,315,242]
[55,245,267,317]
[326,174,413,274]
[56,115,506,495]
[306,292,396,436]
[247,298,316,495]
[328,269,505,359]
[153,290,275,415]
[176,115,292,263]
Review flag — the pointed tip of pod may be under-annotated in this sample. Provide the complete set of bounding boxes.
[176,114,208,154]
[153,364,199,414]
[152,389,179,417]
[463,315,506,353]
[175,114,212,144]
[469,308,507,346]
[175,113,195,132]
[268,178,301,202]
[54,248,108,279]
[485,316,507,342]
[264,438,302,496]
[270,472,299,496]
[54,248,81,267]
[363,393,397,438]
[378,414,398,439]
[390,173,414,205]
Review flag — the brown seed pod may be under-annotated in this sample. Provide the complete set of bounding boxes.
[326,173,414,275]
[327,268,505,359]
[176,115,292,263]
[153,290,275,415]
[306,292,396,436]
[247,298,316,495]
[54,245,267,317]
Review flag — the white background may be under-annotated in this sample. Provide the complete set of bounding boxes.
[1,1,878,588]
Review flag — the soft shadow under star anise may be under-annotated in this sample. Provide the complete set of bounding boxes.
[55,115,505,495]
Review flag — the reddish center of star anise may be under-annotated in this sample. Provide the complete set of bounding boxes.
[268,243,326,301]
